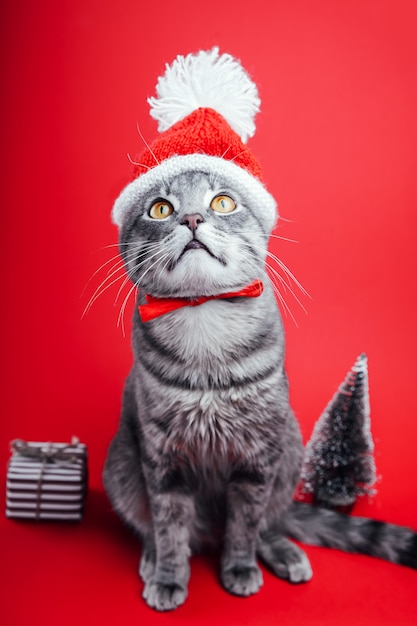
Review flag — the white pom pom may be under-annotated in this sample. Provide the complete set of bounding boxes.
[148,48,260,143]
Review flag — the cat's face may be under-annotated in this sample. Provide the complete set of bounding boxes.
[118,170,273,298]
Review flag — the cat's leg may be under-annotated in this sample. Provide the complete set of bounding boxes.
[220,469,272,596]
[104,428,158,586]
[103,376,159,585]
[257,419,313,584]
[138,450,198,613]
[142,490,194,611]
[257,528,313,583]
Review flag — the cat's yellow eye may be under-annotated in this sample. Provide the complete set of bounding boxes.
[210,195,236,214]
[149,200,174,219]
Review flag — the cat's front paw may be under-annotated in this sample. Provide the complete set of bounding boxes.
[143,581,188,611]
[221,562,263,597]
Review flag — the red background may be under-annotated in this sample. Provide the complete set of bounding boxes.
[1,1,416,624]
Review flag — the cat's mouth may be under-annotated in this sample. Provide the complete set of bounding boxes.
[183,239,211,254]
[167,237,226,272]
[170,237,226,269]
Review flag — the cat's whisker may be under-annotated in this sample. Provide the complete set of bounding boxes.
[84,238,176,324]
[117,249,173,333]
[236,228,298,245]
[80,252,125,300]
[122,242,169,273]
[82,264,131,318]
[82,257,134,315]
[264,260,307,318]
[237,230,310,299]
[135,248,172,288]
[235,247,302,325]
[82,246,148,317]
[123,244,165,269]
[268,233,299,244]
[117,281,139,337]
[266,270,299,326]
[156,251,174,285]
[266,250,311,298]
[136,122,160,166]
[127,153,151,170]
[201,228,306,323]
[81,242,143,299]
[220,145,233,159]
[153,252,175,290]
[100,242,143,250]
[276,215,294,223]
[264,254,308,305]
[133,126,172,191]
[115,260,151,332]
[117,280,137,329]
[228,147,250,164]
[114,272,134,307]
[107,259,130,278]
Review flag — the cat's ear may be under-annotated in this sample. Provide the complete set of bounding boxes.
[148,48,260,144]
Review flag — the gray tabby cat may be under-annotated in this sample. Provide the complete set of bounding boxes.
[103,168,417,611]
[102,49,416,611]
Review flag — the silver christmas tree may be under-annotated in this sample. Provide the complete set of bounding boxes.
[300,353,377,508]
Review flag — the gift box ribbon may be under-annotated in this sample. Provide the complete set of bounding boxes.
[11,438,82,465]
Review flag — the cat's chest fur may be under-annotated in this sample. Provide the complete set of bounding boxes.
[139,380,283,473]
[132,294,287,468]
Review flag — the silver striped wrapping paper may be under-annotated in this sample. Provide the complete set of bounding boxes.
[6,439,88,521]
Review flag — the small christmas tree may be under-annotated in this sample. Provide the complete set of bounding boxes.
[300,353,377,509]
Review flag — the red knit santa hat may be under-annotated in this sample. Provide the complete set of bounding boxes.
[112,48,277,231]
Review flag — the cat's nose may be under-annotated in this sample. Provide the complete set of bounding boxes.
[181,213,204,233]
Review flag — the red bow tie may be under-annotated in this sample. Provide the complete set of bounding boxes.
[138,279,264,323]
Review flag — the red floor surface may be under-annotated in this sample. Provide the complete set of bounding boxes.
[1,1,417,624]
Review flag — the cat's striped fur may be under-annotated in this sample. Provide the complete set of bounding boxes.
[103,170,416,611]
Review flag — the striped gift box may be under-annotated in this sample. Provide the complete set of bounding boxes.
[6,438,88,521]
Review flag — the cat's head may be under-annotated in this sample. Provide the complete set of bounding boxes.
[111,49,278,298]
[113,160,277,298]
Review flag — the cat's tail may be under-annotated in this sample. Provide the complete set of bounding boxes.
[281,501,417,569]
